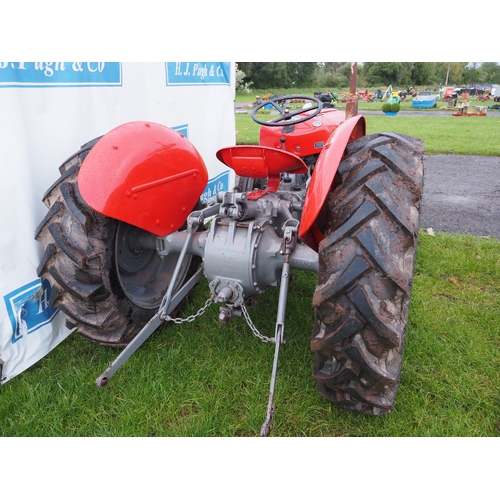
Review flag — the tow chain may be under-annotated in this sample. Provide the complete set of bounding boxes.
[162,296,214,324]
[241,303,276,344]
[162,295,275,342]
[161,293,276,343]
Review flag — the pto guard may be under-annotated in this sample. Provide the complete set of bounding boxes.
[78,121,208,237]
[299,115,366,251]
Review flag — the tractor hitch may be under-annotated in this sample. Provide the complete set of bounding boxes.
[95,266,204,388]
[94,195,317,436]
[95,206,219,389]
[260,220,298,436]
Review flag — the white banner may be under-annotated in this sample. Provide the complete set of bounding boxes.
[0,62,236,383]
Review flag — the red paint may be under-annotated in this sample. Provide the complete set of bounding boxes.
[299,115,366,251]
[216,145,307,199]
[78,121,208,237]
[259,108,346,156]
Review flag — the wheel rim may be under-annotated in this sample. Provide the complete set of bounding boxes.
[114,221,192,309]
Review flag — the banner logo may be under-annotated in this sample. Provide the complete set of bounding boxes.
[0,62,122,87]
[201,171,229,202]
[172,124,189,138]
[165,62,231,86]
[4,278,59,343]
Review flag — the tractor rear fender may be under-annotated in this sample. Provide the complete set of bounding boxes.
[78,121,209,237]
[299,115,366,251]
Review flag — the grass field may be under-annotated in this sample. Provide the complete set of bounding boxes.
[1,96,499,440]
[1,232,498,437]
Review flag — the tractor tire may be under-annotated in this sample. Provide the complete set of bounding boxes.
[35,138,200,347]
[311,132,424,415]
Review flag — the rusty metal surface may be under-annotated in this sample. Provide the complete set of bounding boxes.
[345,62,358,120]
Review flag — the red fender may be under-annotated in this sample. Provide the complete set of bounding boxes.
[299,115,366,251]
[78,121,208,237]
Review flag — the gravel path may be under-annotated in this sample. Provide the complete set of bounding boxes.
[420,154,500,239]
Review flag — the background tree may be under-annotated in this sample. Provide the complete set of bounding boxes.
[316,62,350,88]
[363,62,404,86]
[237,62,253,78]
[478,62,500,83]
[448,62,467,85]
[235,66,253,94]
[463,63,481,84]
[237,62,317,88]
[410,62,435,85]
[434,63,468,86]
[294,62,317,86]
[236,62,500,91]
[242,62,288,88]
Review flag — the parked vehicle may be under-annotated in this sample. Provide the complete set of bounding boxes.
[313,91,337,107]
[442,87,455,101]
[412,91,439,108]
[35,95,424,435]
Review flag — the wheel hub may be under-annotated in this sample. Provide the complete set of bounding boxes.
[115,221,192,309]
[116,224,156,274]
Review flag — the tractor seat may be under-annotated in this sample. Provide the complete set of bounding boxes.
[216,145,308,198]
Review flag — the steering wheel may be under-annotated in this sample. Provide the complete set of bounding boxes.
[251,95,323,127]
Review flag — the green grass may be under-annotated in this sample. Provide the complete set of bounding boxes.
[366,116,500,155]
[1,232,499,437]
[236,113,500,155]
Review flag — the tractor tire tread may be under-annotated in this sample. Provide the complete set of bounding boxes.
[312,132,424,415]
[36,143,164,346]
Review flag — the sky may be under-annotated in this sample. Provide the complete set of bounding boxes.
[3,2,496,63]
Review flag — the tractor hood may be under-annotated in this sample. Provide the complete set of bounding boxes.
[258,108,345,157]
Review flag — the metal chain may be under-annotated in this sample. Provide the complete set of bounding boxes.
[161,295,276,343]
[162,297,214,324]
[241,303,275,344]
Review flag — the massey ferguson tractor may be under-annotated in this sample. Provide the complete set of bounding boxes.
[35,95,424,436]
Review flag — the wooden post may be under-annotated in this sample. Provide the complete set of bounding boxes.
[346,62,358,120]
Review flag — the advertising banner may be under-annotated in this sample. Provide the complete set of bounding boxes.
[0,62,236,383]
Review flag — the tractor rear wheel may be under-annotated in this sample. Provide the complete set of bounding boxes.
[35,138,199,347]
[311,132,424,415]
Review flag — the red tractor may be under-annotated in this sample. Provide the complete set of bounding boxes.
[35,95,424,435]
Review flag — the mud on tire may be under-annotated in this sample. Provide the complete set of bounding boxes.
[312,132,424,415]
[35,139,199,347]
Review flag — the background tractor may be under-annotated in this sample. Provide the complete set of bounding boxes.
[35,94,424,435]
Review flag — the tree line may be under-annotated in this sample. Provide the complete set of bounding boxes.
[236,62,500,90]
